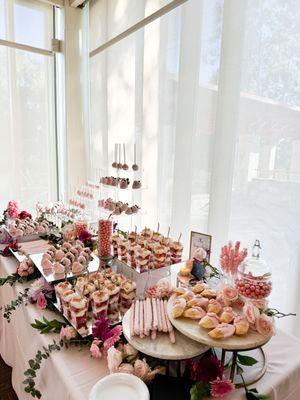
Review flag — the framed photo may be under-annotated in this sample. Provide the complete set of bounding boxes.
[189,231,212,262]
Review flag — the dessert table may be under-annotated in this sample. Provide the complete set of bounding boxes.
[1,255,300,400]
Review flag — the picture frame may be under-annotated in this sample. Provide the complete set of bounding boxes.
[189,231,212,262]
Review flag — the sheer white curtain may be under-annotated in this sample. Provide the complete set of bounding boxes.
[88,0,300,334]
[0,0,57,212]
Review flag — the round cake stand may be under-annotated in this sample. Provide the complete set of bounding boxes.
[167,296,271,384]
[122,310,208,360]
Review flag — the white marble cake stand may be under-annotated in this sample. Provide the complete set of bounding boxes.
[122,309,208,361]
[167,295,271,383]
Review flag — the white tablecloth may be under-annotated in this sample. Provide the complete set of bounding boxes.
[1,255,300,400]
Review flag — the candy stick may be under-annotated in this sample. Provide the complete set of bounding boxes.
[164,300,176,343]
[151,297,158,330]
[134,300,140,335]
[156,298,162,332]
[129,302,135,336]
[139,299,144,338]
[160,299,168,333]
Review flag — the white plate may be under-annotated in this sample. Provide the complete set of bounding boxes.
[89,373,150,400]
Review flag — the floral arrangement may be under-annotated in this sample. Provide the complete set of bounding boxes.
[220,241,248,276]
[1,277,54,321]
[89,317,122,358]
[107,344,165,383]
[188,352,269,400]
[189,354,235,399]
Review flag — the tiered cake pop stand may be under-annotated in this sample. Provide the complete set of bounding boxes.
[167,295,271,385]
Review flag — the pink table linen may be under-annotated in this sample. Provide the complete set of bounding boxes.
[1,255,300,399]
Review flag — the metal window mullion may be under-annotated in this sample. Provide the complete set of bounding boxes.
[89,0,189,58]
[0,38,54,56]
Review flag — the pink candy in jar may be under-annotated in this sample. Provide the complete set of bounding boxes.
[98,219,112,258]
[236,273,272,299]
[236,247,272,300]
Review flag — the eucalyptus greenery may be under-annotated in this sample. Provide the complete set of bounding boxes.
[0,273,24,286]
[1,289,29,322]
[23,334,92,398]
[265,308,296,319]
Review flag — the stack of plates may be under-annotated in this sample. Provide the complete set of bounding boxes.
[89,373,149,400]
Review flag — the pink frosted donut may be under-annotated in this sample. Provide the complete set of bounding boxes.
[77,255,87,266]
[82,247,92,255]
[65,252,75,262]
[55,250,65,261]
[62,242,72,250]
[72,262,84,274]
[74,244,83,253]
[42,253,52,262]
[61,257,71,268]
[53,262,65,275]
[42,259,53,271]
[80,251,90,263]
[69,247,79,258]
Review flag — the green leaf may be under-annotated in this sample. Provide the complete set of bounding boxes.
[29,360,35,369]
[190,382,210,400]
[236,364,244,374]
[237,354,258,366]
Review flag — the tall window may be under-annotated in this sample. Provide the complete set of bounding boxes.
[0,0,58,212]
[87,0,300,335]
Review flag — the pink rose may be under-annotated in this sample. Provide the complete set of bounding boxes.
[118,363,134,374]
[123,343,138,360]
[36,292,47,309]
[60,326,77,340]
[243,302,260,325]
[143,366,166,384]
[256,314,275,337]
[133,359,150,381]
[251,299,267,311]
[156,278,172,298]
[107,347,123,373]
[90,340,102,358]
[220,285,238,303]
[193,247,207,262]
[63,227,76,242]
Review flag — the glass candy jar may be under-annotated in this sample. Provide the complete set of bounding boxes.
[235,240,272,300]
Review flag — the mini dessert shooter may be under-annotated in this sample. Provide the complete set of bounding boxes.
[55,281,72,309]
[127,242,141,268]
[119,280,137,314]
[70,294,89,336]
[134,247,151,273]
[119,238,129,263]
[106,283,121,322]
[91,289,109,320]
[61,289,76,320]
[170,235,183,264]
